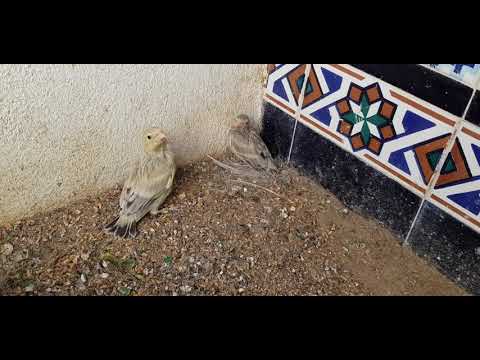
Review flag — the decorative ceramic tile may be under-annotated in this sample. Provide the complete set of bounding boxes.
[428,120,480,233]
[351,64,473,117]
[263,63,479,236]
[423,64,480,87]
[285,64,459,198]
[264,64,306,117]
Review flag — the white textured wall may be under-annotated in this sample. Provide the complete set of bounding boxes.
[0,64,266,223]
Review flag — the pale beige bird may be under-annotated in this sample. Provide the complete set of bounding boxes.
[228,114,277,171]
[105,128,176,238]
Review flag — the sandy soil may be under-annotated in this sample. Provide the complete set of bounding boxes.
[0,159,467,296]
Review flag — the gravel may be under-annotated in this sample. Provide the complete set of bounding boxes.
[0,157,467,296]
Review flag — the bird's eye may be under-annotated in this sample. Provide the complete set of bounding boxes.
[147,135,152,140]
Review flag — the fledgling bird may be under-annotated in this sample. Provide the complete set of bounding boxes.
[105,128,176,238]
[228,114,277,171]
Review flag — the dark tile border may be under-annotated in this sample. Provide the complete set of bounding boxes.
[408,201,480,295]
[289,120,422,240]
[349,64,473,118]
[466,90,480,127]
[260,101,296,161]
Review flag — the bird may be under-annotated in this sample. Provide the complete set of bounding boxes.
[228,114,277,171]
[105,128,176,238]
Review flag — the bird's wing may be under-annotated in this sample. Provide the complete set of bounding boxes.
[119,162,139,209]
[120,161,175,217]
[229,129,274,168]
[247,130,274,162]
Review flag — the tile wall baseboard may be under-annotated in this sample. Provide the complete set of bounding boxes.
[262,64,480,294]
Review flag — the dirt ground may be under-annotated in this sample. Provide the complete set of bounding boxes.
[0,158,467,296]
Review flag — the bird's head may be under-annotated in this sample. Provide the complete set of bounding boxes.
[143,127,168,153]
[231,114,250,130]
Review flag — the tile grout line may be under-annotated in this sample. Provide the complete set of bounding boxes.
[404,87,477,245]
[287,64,312,164]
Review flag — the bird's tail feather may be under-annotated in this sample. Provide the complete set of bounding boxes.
[104,216,138,238]
[207,155,269,178]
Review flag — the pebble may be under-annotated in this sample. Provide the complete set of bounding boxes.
[2,243,14,256]
[180,285,192,293]
[100,273,109,279]
[13,251,26,263]
[101,260,108,268]
[238,288,245,294]
[80,274,87,283]
[25,284,34,292]
[342,208,349,214]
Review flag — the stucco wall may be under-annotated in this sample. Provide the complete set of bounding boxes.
[0,64,266,224]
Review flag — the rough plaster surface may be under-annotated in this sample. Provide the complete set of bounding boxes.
[0,64,266,223]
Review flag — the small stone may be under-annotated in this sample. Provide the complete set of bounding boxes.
[243,187,247,193]
[342,208,349,214]
[100,273,109,279]
[289,206,296,212]
[74,209,81,215]
[238,288,245,294]
[13,251,25,263]
[1,243,13,256]
[25,284,34,292]
[180,285,192,293]
[80,274,87,283]
[101,260,108,268]
[118,287,131,296]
